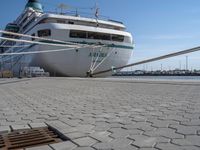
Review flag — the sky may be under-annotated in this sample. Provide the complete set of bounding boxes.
[1,0,200,70]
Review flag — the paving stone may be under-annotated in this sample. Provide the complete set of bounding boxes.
[64,132,87,140]
[181,120,200,126]
[89,131,113,142]
[129,122,155,131]
[170,124,199,135]
[59,127,78,134]
[46,121,69,130]
[129,135,157,148]
[0,126,11,133]
[50,141,77,150]
[92,142,113,150]
[61,119,81,127]
[6,116,22,122]
[139,148,159,150]
[29,122,48,128]
[159,115,189,122]
[117,118,134,125]
[73,147,95,150]
[11,124,30,130]
[114,145,138,150]
[183,113,200,120]
[73,137,98,147]
[132,116,147,122]
[75,125,95,134]
[26,145,53,150]
[144,128,184,139]
[149,119,179,128]
[109,138,133,148]
[155,143,200,150]
[109,128,130,138]
[172,135,200,146]
[93,125,111,132]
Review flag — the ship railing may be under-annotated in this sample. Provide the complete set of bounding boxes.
[44,10,123,24]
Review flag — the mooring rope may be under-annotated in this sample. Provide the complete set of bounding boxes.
[0,45,31,48]
[92,47,115,72]
[90,47,103,72]
[0,44,104,56]
[91,46,200,76]
[0,36,80,48]
[0,30,85,46]
[89,47,95,71]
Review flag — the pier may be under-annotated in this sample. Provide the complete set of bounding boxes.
[0,77,200,150]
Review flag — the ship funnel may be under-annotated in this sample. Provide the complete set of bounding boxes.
[25,0,43,12]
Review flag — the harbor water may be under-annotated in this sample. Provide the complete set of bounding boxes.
[112,75,200,81]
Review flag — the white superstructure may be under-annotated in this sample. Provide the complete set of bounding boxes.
[0,0,134,77]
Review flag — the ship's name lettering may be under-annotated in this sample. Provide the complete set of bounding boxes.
[89,52,108,57]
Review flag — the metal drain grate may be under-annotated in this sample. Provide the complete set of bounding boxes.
[0,134,5,148]
[0,127,63,150]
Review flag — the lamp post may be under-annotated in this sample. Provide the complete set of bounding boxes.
[186,56,188,71]
[0,56,3,78]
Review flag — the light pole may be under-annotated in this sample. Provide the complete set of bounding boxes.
[0,56,2,78]
[186,56,188,71]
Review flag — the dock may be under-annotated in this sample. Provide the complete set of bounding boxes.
[0,77,200,150]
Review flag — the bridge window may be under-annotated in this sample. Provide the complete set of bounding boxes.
[68,21,74,24]
[112,34,124,42]
[88,32,111,40]
[57,19,66,24]
[38,29,51,37]
[31,33,35,41]
[70,30,87,38]
[69,30,124,42]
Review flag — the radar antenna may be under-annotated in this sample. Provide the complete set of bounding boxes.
[57,3,70,14]
[93,1,100,26]
[94,2,100,18]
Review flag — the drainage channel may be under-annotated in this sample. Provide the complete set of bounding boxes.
[0,127,67,150]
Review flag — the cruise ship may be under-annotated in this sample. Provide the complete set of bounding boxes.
[0,0,134,77]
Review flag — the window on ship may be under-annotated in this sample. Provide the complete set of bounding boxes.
[69,30,124,42]
[38,29,51,37]
[111,34,124,42]
[57,19,66,24]
[70,30,87,38]
[31,33,35,41]
[0,47,3,53]
[68,21,74,24]
[88,32,111,40]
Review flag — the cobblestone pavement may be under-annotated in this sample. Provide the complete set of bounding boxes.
[0,77,200,150]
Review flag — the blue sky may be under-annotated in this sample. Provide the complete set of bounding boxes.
[1,0,200,70]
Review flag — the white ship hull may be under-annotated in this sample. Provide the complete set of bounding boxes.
[33,46,132,77]
[4,44,132,77]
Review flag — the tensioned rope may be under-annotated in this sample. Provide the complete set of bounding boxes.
[1,46,32,62]
[0,44,104,56]
[0,36,80,48]
[90,47,103,72]
[92,47,115,72]
[0,45,31,48]
[91,46,200,76]
[0,31,106,67]
[0,29,108,57]
[0,30,85,46]
[89,47,95,71]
